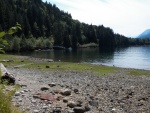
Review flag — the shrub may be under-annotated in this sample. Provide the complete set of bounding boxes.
[0,86,12,113]
[0,70,21,113]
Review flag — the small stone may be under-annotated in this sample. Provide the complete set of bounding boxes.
[20,90,25,94]
[67,101,77,108]
[63,97,69,103]
[89,99,99,107]
[112,108,116,111]
[33,93,57,101]
[46,65,50,68]
[67,110,75,113]
[48,82,56,87]
[53,89,61,94]
[84,104,91,111]
[40,86,49,91]
[15,92,21,96]
[33,110,40,113]
[21,84,27,88]
[61,89,71,96]
[53,107,62,113]
[73,107,85,113]
[33,95,39,98]
[42,106,48,109]
[74,88,79,94]
[18,98,22,102]
[31,99,37,104]
[22,94,26,97]
[76,100,83,107]
[23,89,28,92]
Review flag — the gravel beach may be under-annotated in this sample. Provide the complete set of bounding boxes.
[7,66,150,113]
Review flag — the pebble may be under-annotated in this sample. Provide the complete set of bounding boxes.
[63,97,69,103]
[46,65,50,68]
[18,98,22,102]
[33,110,40,113]
[31,99,37,104]
[48,82,56,87]
[52,107,62,113]
[20,90,25,94]
[74,88,79,94]
[73,107,85,113]
[40,85,49,91]
[67,101,77,108]
[67,110,75,113]
[61,89,72,96]
[15,92,21,96]
[42,105,48,109]
[10,67,150,113]
[23,89,28,92]
[89,99,99,107]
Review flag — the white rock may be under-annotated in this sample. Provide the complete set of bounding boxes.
[42,106,48,109]
[20,90,24,94]
[33,110,40,113]
[15,92,21,96]
[112,108,116,111]
[31,99,37,104]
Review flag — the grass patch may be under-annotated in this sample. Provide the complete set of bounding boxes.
[0,85,21,113]
[0,66,21,113]
[23,62,119,76]
[128,69,150,76]
[0,54,119,76]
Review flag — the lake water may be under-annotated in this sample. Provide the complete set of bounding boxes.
[13,46,150,70]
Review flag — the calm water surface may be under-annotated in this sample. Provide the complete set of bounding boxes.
[12,46,150,70]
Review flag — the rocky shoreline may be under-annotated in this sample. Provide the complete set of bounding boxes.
[6,67,150,113]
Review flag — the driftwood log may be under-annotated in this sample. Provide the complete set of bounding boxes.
[0,63,15,84]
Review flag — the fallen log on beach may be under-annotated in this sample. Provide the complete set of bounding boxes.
[0,63,15,84]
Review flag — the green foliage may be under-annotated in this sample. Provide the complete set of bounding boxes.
[5,36,54,52]
[0,80,21,113]
[0,23,22,53]
[0,32,5,38]
[0,66,21,113]
[0,86,11,113]
[0,85,21,113]
[0,23,22,38]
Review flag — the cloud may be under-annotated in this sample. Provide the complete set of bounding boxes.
[43,0,150,37]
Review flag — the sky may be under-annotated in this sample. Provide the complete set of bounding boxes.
[42,0,150,37]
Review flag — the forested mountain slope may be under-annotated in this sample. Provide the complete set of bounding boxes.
[0,0,147,51]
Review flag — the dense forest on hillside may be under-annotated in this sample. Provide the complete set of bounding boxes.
[0,0,150,51]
